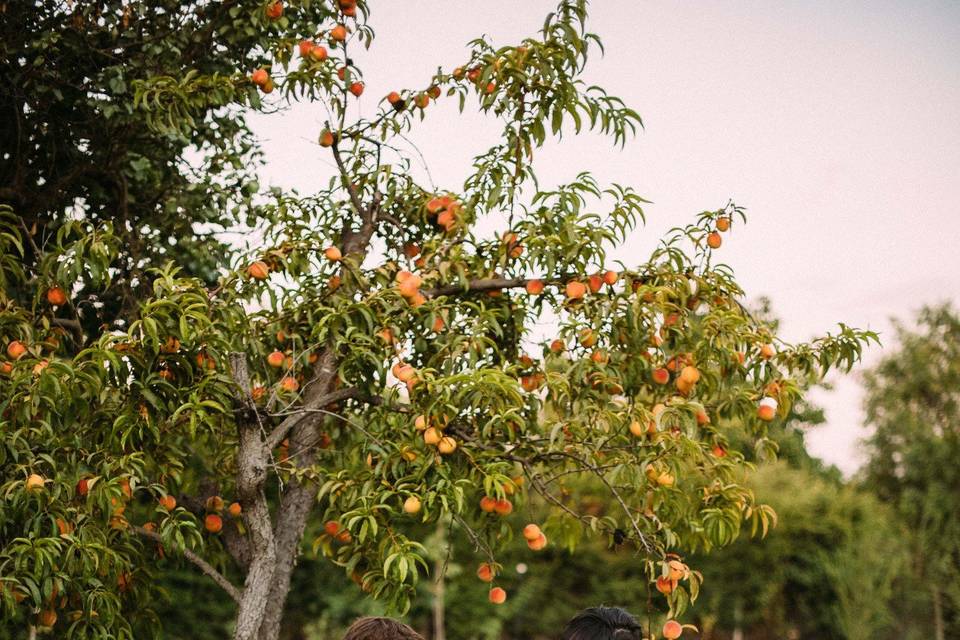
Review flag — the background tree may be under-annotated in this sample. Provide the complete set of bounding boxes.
[860,304,960,640]
[0,1,874,639]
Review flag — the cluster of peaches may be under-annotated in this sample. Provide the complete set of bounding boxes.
[249,0,358,95]
[0,285,72,376]
[474,520,549,605]
[154,493,243,535]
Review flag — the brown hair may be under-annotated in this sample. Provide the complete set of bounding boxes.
[342,617,424,640]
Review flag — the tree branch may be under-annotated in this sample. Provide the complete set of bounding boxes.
[424,277,541,298]
[265,386,384,449]
[131,525,242,603]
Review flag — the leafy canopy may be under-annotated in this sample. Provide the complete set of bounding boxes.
[0,0,875,637]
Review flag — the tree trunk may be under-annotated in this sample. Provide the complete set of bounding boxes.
[254,479,316,640]
[256,353,339,640]
[232,431,277,640]
[229,354,278,640]
[933,583,944,640]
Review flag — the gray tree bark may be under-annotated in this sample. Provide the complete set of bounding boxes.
[230,355,277,640]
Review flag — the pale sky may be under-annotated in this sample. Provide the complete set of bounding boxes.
[249,0,960,475]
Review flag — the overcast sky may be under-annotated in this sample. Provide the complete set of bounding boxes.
[249,0,960,475]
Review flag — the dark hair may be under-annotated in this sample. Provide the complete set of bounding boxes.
[560,606,643,640]
[342,616,424,640]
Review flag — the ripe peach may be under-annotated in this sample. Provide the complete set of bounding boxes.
[566,280,586,300]
[426,197,444,214]
[423,427,442,446]
[280,376,299,392]
[414,415,428,431]
[247,260,270,280]
[251,68,269,86]
[712,444,726,457]
[588,274,603,293]
[228,502,242,517]
[652,367,670,385]
[522,524,542,540]
[520,279,543,295]
[7,340,26,360]
[488,587,507,604]
[603,270,618,286]
[324,520,341,536]
[662,620,682,639]
[267,350,285,368]
[265,1,282,19]
[324,246,342,261]
[668,560,687,581]
[46,286,68,306]
[204,514,223,533]
[76,477,89,497]
[527,533,548,551]
[298,40,315,57]
[403,496,422,514]
[707,232,722,249]
[437,436,458,454]
[493,499,513,516]
[206,496,224,513]
[336,529,352,543]
[757,404,776,421]
[319,129,335,147]
[159,495,177,511]
[476,562,495,582]
[26,474,45,492]
[579,329,597,348]
[436,209,456,231]
[387,91,404,110]
[398,279,420,299]
[716,217,731,232]
[310,45,329,61]
[414,93,430,109]
[679,366,700,385]
[629,420,644,437]
[479,496,498,513]
[696,409,710,425]
[655,575,674,594]
[550,339,565,353]
[349,82,364,97]
[759,343,775,359]
[329,24,348,42]
[38,609,57,628]
[396,364,416,382]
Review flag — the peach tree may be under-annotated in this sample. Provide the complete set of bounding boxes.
[0,1,874,638]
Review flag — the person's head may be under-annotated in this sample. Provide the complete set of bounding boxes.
[342,616,424,640]
[560,606,643,640]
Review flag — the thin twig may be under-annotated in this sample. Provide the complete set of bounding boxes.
[131,525,242,603]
